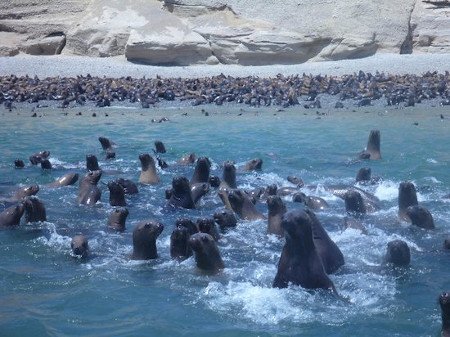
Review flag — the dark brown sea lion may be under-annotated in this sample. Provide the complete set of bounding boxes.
[115,178,138,195]
[213,209,237,230]
[46,172,79,188]
[138,153,159,184]
[175,218,199,235]
[170,226,192,260]
[344,190,367,216]
[14,159,25,169]
[40,159,52,170]
[384,240,410,267]
[244,158,263,171]
[0,203,25,227]
[358,130,381,160]
[398,181,418,221]
[405,205,435,229]
[190,183,210,204]
[107,181,126,207]
[131,220,164,260]
[168,176,195,209]
[71,234,89,258]
[107,207,129,232]
[221,161,237,189]
[86,154,100,171]
[292,192,329,211]
[197,218,220,241]
[29,150,50,165]
[439,292,450,337]
[23,196,46,223]
[191,157,211,185]
[77,170,102,205]
[10,184,39,201]
[99,136,115,152]
[178,153,196,165]
[287,175,304,187]
[189,232,224,274]
[154,140,166,154]
[267,195,286,236]
[228,189,265,221]
[272,209,337,293]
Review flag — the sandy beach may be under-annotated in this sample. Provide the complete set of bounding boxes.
[1,53,450,79]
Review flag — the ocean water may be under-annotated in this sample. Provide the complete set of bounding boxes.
[0,105,449,337]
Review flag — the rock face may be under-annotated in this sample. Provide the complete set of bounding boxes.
[0,0,449,65]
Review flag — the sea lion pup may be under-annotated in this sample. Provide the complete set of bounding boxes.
[221,161,237,189]
[228,189,266,221]
[439,292,450,337]
[115,178,138,195]
[168,176,195,209]
[267,195,286,236]
[197,218,220,241]
[287,176,304,187]
[292,192,329,211]
[191,157,211,185]
[405,205,435,229]
[107,181,126,207]
[10,184,39,201]
[154,140,166,154]
[23,196,46,223]
[175,218,199,236]
[358,130,381,160]
[29,150,50,165]
[14,159,25,169]
[131,220,164,260]
[189,233,225,274]
[213,209,237,230]
[243,158,263,171]
[0,203,25,227]
[190,182,210,204]
[71,234,89,258]
[178,153,196,165]
[138,153,159,184]
[344,190,367,216]
[170,226,192,260]
[384,240,410,267]
[46,172,79,188]
[77,170,102,205]
[398,181,419,221]
[305,209,345,274]
[98,136,115,152]
[272,209,337,293]
[107,207,129,232]
[86,154,100,171]
[40,159,52,170]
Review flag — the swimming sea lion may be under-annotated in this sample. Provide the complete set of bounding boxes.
[14,159,25,169]
[358,130,381,160]
[189,233,225,274]
[23,196,46,223]
[0,203,24,227]
[77,170,102,205]
[221,161,237,189]
[272,209,337,293]
[175,218,199,235]
[405,205,435,229]
[213,209,237,230]
[10,184,39,201]
[46,172,79,188]
[244,158,263,171]
[168,176,195,209]
[99,136,115,152]
[384,239,410,267]
[208,176,221,188]
[398,181,418,221]
[86,154,100,171]
[131,220,164,260]
[439,292,450,337]
[40,159,52,170]
[29,150,50,165]
[107,207,129,232]
[191,157,211,185]
[344,190,366,216]
[190,182,210,204]
[287,176,304,187]
[293,192,329,211]
[178,153,196,165]
[197,218,220,241]
[107,181,126,206]
[115,178,139,195]
[170,226,192,260]
[154,140,166,154]
[138,153,159,184]
[71,234,89,258]
[228,189,265,221]
[267,195,286,236]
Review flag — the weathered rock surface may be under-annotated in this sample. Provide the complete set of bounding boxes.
[0,0,449,65]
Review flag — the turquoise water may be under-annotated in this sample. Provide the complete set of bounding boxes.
[0,105,449,337]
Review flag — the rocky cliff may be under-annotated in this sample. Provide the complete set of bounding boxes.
[0,0,449,65]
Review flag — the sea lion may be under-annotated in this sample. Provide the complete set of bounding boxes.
[384,239,410,267]
[440,292,450,337]
[190,182,210,204]
[77,170,102,205]
[267,195,286,236]
[154,140,166,154]
[107,181,126,207]
[197,218,220,241]
[358,130,381,160]
[356,167,371,183]
[107,207,129,232]
[221,161,237,189]
[218,187,233,210]
[287,176,304,187]
[105,151,116,160]
[213,209,237,230]
[99,136,115,152]
[23,196,46,223]
[228,189,265,221]
[344,190,366,216]
[405,205,435,229]
[115,178,138,195]
[138,153,159,184]
[46,172,79,188]
[189,232,224,274]
[178,153,196,165]
[71,234,89,258]
[272,209,337,293]
[131,220,164,260]
[244,158,263,171]
[292,192,329,211]
[170,226,192,260]
[0,203,24,227]
[398,181,418,221]
[175,218,199,235]
[325,185,379,212]
[168,176,195,209]
[208,176,221,188]
[305,209,345,274]
[191,157,211,185]
[14,159,25,169]
[86,154,100,171]
[343,217,368,234]
[29,150,50,165]
[40,159,52,170]
[10,184,39,201]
